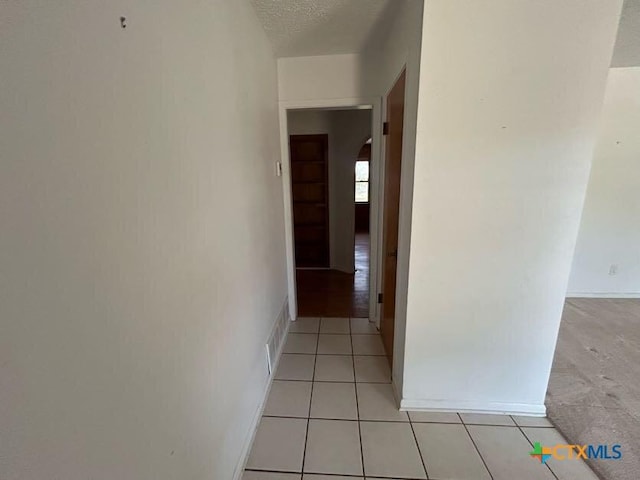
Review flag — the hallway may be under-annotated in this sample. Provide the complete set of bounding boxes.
[244,317,600,480]
[3,2,636,480]
[296,233,370,318]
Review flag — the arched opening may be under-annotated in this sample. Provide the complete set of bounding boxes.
[353,137,372,313]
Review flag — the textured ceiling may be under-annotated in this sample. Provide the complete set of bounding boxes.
[251,0,640,66]
[250,0,396,57]
[612,0,640,67]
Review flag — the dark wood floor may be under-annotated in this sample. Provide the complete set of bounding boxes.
[296,233,369,318]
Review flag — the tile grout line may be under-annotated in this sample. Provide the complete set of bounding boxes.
[299,320,321,475]
[349,317,366,478]
[263,414,413,423]
[245,466,433,479]
[512,415,560,480]
[275,378,392,384]
[408,412,431,479]
[458,413,495,480]
[264,411,556,427]
[459,422,545,428]
[285,352,385,356]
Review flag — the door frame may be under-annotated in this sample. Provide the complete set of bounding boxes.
[279,98,382,323]
[379,69,406,365]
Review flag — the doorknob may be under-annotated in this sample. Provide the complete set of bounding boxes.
[387,249,398,258]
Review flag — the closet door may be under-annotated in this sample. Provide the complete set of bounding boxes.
[290,134,329,268]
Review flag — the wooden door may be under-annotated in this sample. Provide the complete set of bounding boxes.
[290,134,330,268]
[380,70,406,364]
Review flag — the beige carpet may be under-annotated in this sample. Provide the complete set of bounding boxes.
[546,298,640,480]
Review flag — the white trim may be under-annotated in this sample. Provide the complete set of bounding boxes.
[391,376,403,408]
[368,102,383,323]
[278,107,298,320]
[279,96,383,323]
[281,98,376,110]
[392,376,404,409]
[399,398,547,417]
[567,292,640,298]
[373,90,388,330]
[232,303,291,480]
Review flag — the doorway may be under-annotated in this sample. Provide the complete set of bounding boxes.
[286,107,373,318]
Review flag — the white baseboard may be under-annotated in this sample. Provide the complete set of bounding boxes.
[232,386,268,480]
[399,398,546,417]
[391,377,402,407]
[567,292,640,298]
[232,300,291,480]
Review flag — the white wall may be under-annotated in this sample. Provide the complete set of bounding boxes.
[402,0,622,414]
[567,67,640,297]
[330,110,373,272]
[288,109,372,272]
[278,54,373,102]
[288,110,332,135]
[0,2,286,479]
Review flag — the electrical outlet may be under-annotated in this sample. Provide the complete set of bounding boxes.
[609,264,618,276]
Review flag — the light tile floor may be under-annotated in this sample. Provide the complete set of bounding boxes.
[245,317,599,480]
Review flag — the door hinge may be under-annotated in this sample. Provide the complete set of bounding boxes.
[378,293,383,304]
[383,122,389,135]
